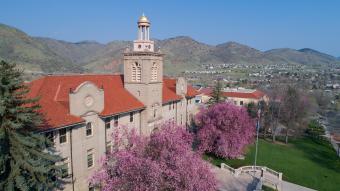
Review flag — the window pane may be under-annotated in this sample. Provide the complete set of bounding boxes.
[130,112,133,122]
[114,115,119,127]
[59,129,67,144]
[87,153,94,168]
[106,142,111,154]
[86,123,92,136]
[105,121,110,129]
[45,132,54,143]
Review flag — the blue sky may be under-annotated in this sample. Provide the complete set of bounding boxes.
[1,0,339,56]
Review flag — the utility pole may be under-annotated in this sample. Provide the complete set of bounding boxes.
[254,107,261,176]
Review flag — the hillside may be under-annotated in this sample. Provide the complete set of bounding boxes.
[0,24,82,73]
[1,23,339,74]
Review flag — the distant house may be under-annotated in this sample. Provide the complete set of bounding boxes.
[196,87,213,103]
[196,87,267,106]
[222,88,268,106]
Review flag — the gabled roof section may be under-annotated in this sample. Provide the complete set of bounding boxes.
[186,85,199,97]
[163,78,182,103]
[163,78,198,102]
[197,87,213,96]
[27,74,145,130]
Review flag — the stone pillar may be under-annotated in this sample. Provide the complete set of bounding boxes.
[141,26,144,40]
[138,26,141,40]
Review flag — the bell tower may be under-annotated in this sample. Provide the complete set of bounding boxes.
[123,14,164,133]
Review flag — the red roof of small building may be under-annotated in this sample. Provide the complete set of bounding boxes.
[198,87,213,96]
[27,74,196,130]
[222,90,265,99]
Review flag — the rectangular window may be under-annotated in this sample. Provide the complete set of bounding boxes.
[130,112,134,122]
[180,114,183,125]
[114,115,119,127]
[105,120,110,129]
[89,185,95,191]
[61,158,69,178]
[240,101,244,106]
[59,128,67,144]
[86,123,92,136]
[106,142,112,154]
[87,149,94,168]
[45,131,54,143]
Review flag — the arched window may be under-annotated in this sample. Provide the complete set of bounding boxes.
[151,62,157,82]
[132,62,141,82]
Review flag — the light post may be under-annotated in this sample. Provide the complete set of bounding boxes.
[253,106,261,176]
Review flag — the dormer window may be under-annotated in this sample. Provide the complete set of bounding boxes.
[132,62,141,82]
[151,62,157,82]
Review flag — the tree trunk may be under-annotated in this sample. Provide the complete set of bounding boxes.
[285,130,289,144]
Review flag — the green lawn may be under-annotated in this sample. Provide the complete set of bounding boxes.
[205,137,340,191]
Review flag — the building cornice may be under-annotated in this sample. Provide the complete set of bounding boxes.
[123,51,164,57]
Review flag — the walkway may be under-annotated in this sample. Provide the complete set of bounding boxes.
[213,164,316,191]
[211,166,258,191]
[281,181,316,191]
[319,114,340,157]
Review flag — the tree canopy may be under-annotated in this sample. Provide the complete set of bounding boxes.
[0,61,63,190]
[208,79,225,105]
[90,123,217,191]
[195,102,255,158]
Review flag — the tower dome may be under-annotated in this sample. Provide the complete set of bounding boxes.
[138,14,150,26]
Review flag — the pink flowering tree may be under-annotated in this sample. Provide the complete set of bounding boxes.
[195,102,255,158]
[90,122,217,191]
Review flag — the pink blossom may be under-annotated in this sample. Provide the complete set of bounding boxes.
[196,102,255,158]
[90,122,217,191]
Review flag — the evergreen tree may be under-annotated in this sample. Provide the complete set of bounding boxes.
[208,79,225,105]
[0,61,63,190]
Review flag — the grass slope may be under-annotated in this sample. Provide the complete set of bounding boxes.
[205,138,340,191]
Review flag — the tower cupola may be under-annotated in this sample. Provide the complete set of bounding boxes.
[134,14,154,51]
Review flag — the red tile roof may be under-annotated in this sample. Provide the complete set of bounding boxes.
[186,85,199,97]
[222,90,265,99]
[163,78,199,100]
[27,74,196,130]
[27,75,145,130]
[198,87,213,96]
[162,78,182,103]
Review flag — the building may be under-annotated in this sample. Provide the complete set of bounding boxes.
[196,87,213,103]
[222,88,267,106]
[195,87,267,106]
[26,15,198,191]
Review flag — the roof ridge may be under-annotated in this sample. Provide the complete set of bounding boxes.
[54,83,62,101]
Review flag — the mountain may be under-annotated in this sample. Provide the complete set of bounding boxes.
[1,23,339,74]
[0,24,82,73]
[265,48,339,66]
